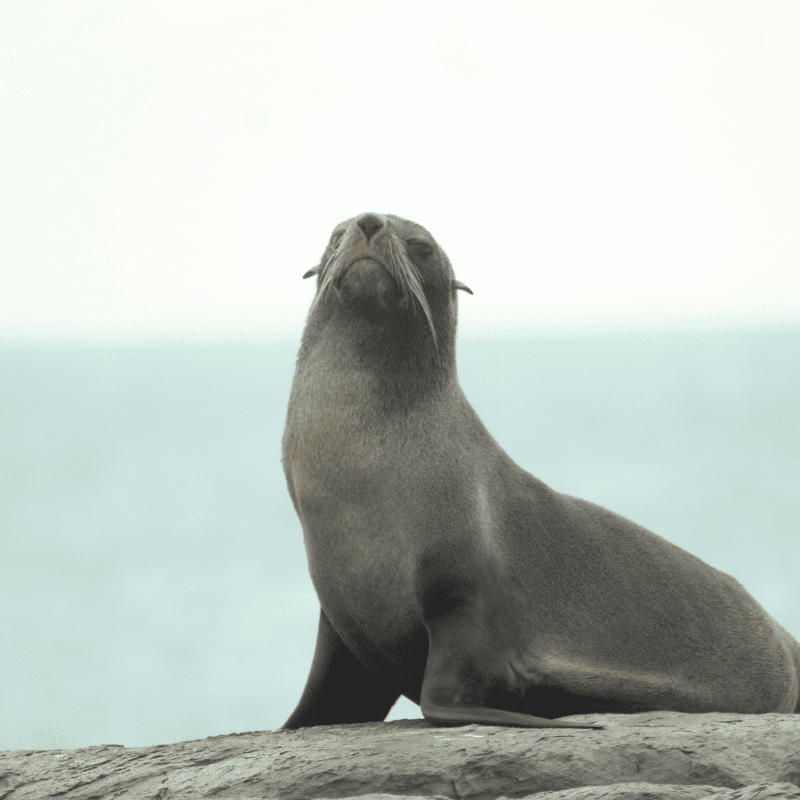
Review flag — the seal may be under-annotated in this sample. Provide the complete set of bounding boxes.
[280,212,800,730]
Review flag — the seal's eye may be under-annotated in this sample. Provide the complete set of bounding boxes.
[330,233,343,249]
[409,242,432,260]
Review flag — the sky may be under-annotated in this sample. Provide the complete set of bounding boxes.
[1,3,799,749]
[1,0,799,341]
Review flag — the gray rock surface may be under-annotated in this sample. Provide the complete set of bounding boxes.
[1,712,799,799]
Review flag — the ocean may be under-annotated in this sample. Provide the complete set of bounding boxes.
[1,326,798,748]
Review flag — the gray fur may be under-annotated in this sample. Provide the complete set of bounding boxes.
[281,212,800,730]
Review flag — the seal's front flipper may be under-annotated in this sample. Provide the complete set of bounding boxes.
[419,652,604,729]
[416,553,603,731]
[421,702,604,729]
[281,608,400,729]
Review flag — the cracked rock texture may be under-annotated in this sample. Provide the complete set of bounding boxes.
[1,712,799,799]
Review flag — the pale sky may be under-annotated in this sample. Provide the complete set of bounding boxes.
[2,1,799,339]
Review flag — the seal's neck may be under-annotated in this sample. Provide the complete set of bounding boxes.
[297,306,458,410]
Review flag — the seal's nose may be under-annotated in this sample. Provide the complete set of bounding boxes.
[356,213,384,243]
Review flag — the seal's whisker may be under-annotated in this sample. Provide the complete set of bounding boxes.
[384,234,438,350]
[306,224,358,321]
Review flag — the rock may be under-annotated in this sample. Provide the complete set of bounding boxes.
[1,712,799,799]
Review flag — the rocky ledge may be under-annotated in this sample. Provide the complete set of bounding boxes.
[1,712,799,799]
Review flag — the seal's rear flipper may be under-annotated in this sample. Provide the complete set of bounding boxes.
[281,608,400,729]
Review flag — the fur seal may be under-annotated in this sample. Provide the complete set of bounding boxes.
[280,212,800,730]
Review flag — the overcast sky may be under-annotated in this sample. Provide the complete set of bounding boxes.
[2,1,799,339]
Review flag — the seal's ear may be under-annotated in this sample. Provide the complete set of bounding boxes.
[303,266,320,279]
[454,280,473,295]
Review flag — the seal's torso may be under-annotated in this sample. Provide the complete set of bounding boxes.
[284,352,799,714]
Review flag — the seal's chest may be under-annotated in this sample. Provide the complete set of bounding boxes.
[312,538,424,647]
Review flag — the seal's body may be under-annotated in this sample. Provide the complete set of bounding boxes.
[281,212,800,730]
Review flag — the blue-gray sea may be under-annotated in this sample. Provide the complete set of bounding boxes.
[1,327,798,749]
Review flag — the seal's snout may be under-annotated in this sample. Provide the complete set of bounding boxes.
[356,213,385,243]
[329,213,399,308]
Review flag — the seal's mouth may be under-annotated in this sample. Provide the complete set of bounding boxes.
[335,256,400,309]
[335,256,387,288]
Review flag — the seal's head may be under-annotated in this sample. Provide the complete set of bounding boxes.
[301,213,471,364]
